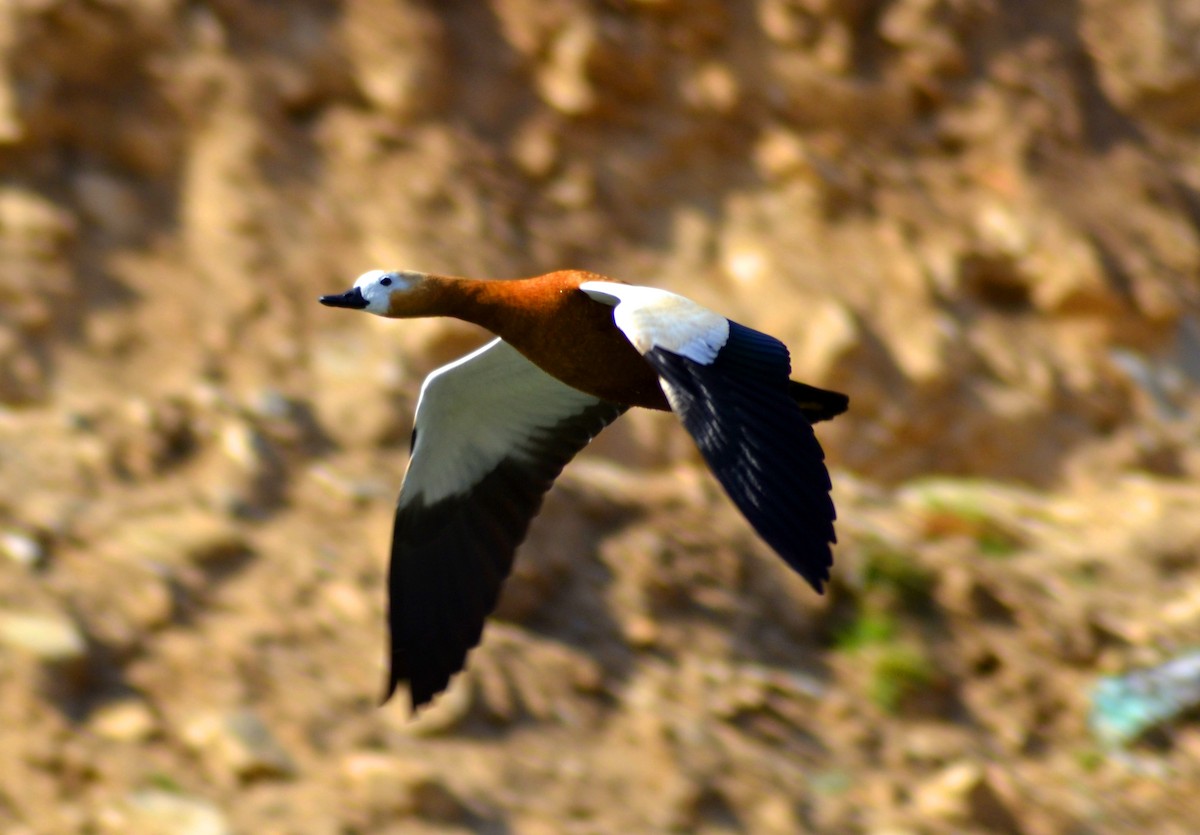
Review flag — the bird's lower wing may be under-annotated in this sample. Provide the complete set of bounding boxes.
[579,280,835,592]
[388,339,624,710]
[642,322,836,591]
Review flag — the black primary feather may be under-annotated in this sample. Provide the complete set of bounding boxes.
[789,381,849,423]
[386,399,625,710]
[644,321,837,592]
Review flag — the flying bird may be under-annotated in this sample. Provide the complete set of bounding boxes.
[319,269,847,710]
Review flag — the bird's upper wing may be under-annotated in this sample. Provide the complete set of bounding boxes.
[580,281,836,592]
[387,338,624,710]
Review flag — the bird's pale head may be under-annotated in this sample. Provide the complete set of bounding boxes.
[319,270,430,316]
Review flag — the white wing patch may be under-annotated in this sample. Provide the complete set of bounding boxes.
[404,339,602,505]
[580,281,729,365]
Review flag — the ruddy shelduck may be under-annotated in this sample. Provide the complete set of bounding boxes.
[319,269,848,710]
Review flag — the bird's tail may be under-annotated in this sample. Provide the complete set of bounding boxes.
[789,381,849,423]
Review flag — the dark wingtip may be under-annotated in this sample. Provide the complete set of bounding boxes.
[380,669,435,714]
[789,381,849,423]
[380,676,399,708]
[809,570,829,595]
[319,287,368,309]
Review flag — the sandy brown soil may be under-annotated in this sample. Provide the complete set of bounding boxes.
[2,1,1200,833]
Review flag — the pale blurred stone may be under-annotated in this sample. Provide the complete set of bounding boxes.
[754,128,810,181]
[1024,224,1111,314]
[74,172,144,240]
[0,187,77,255]
[974,200,1030,256]
[787,296,859,382]
[510,117,559,179]
[181,710,297,782]
[308,330,411,448]
[341,752,470,821]
[467,625,605,725]
[751,795,803,834]
[88,567,175,650]
[536,19,596,115]
[546,161,595,209]
[219,419,266,471]
[913,761,1020,833]
[623,613,661,648]
[757,0,817,45]
[305,461,392,505]
[914,761,984,819]
[0,610,87,660]
[682,62,740,113]
[0,529,45,567]
[316,579,371,626]
[1082,0,1200,126]
[879,0,968,81]
[211,417,285,516]
[103,509,248,569]
[109,396,198,478]
[91,698,158,743]
[722,244,770,286]
[0,63,22,144]
[178,86,267,301]
[341,0,446,119]
[113,790,230,835]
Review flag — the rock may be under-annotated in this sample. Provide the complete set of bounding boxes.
[1082,0,1200,127]
[102,509,250,571]
[545,160,595,209]
[913,762,1022,834]
[305,458,393,506]
[0,54,21,144]
[749,795,804,835]
[243,389,327,453]
[757,0,817,46]
[879,0,969,84]
[74,171,144,240]
[219,419,282,486]
[510,115,560,179]
[0,187,76,403]
[535,18,597,115]
[753,127,812,182]
[470,627,605,724]
[180,710,297,783]
[681,62,739,114]
[786,295,860,382]
[109,396,198,479]
[195,418,286,518]
[722,241,772,287]
[90,697,158,742]
[341,0,447,120]
[0,325,48,404]
[113,790,231,835]
[0,186,77,262]
[0,609,87,661]
[79,562,175,655]
[308,329,412,449]
[0,608,94,702]
[0,528,46,567]
[340,753,472,822]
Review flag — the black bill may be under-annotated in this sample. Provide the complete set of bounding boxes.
[319,287,368,309]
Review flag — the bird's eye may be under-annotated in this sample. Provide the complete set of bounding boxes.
[380,276,393,287]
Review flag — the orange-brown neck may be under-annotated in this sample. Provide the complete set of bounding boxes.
[383,270,669,410]
[382,273,474,320]
[384,271,598,335]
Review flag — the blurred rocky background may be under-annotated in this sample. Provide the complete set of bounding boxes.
[1,0,1199,832]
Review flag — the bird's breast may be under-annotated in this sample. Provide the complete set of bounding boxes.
[501,289,670,410]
